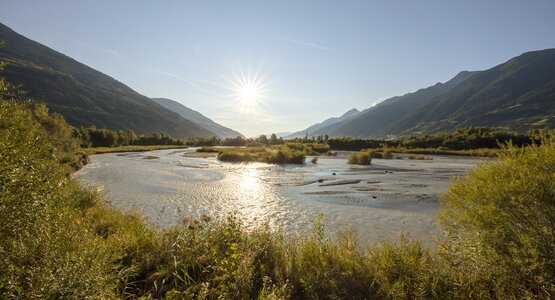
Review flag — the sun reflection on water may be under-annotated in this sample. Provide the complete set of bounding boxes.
[231,163,278,229]
[239,165,261,192]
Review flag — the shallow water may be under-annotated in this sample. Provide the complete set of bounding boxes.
[75,148,482,244]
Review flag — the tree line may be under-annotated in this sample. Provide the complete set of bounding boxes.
[75,125,552,151]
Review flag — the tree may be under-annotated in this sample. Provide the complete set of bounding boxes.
[257,134,269,145]
[269,133,280,145]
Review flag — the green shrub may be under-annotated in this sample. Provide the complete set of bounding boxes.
[382,149,393,159]
[438,139,555,297]
[214,145,306,164]
[197,146,220,153]
[0,99,119,298]
[348,151,372,165]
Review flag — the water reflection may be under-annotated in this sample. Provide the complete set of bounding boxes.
[231,163,285,230]
[238,164,261,196]
[75,149,480,244]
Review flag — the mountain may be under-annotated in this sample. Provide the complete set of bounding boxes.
[285,108,360,138]
[297,49,555,138]
[391,49,555,134]
[152,98,243,138]
[0,22,215,138]
[313,71,477,138]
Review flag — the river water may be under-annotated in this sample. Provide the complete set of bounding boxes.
[75,148,482,244]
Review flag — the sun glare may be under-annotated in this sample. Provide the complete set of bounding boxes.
[228,62,271,113]
[238,83,261,105]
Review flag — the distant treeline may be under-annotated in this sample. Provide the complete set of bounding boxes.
[74,127,286,148]
[324,127,551,151]
[74,127,188,147]
[77,126,553,151]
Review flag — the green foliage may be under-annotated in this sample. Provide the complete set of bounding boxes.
[0,99,117,298]
[197,146,220,153]
[326,127,538,152]
[395,147,499,157]
[199,143,329,164]
[76,126,187,148]
[216,145,306,164]
[438,139,555,297]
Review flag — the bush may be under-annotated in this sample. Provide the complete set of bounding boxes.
[382,149,393,159]
[348,151,372,165]
[214,145,306,164]
[197,146,220,153]
[438,139,555,297]
[0,100,119,298]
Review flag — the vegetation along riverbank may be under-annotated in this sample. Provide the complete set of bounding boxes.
[84,145,189,155]
[196,143,330,164]
[1,77,554,298]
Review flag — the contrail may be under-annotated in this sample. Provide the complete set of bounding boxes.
[279,36,337,52]
[73,41,123,58]
[73,40,221,93]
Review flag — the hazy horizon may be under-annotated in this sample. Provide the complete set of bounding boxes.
[2,0,555,136]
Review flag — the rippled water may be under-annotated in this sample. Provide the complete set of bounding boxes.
[75,148,482,243]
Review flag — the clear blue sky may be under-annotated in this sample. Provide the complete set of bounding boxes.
[2,0,555,136]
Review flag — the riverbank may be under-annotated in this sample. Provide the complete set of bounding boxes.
[83,145,189,155]
[385,147,499,157]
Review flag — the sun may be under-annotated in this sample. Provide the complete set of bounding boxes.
[228,62,271,113]
[237,82,261,105]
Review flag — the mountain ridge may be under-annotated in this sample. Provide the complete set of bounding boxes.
[306,70,478,138]
[391,49,555,135]
[0,22,217,138]
[290,49,555,138]
[284,108,361,138]
[152,98,243,138]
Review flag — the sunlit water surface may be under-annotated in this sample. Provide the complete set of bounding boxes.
[75,148,481,244]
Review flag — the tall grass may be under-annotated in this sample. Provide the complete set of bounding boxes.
[197,143,328,164]
[348,150,372,164]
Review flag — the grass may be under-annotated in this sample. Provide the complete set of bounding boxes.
[218,146,306,164]
[348,150,372,165]
[384,147,499,157]
[83,145,189,155]
[197,143,330,164]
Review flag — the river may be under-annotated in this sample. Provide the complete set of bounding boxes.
[75,148,482,244]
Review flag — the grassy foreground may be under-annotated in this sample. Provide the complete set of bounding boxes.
[1,98,555,299]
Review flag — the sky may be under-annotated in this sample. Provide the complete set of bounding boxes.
[1,0,555,137]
